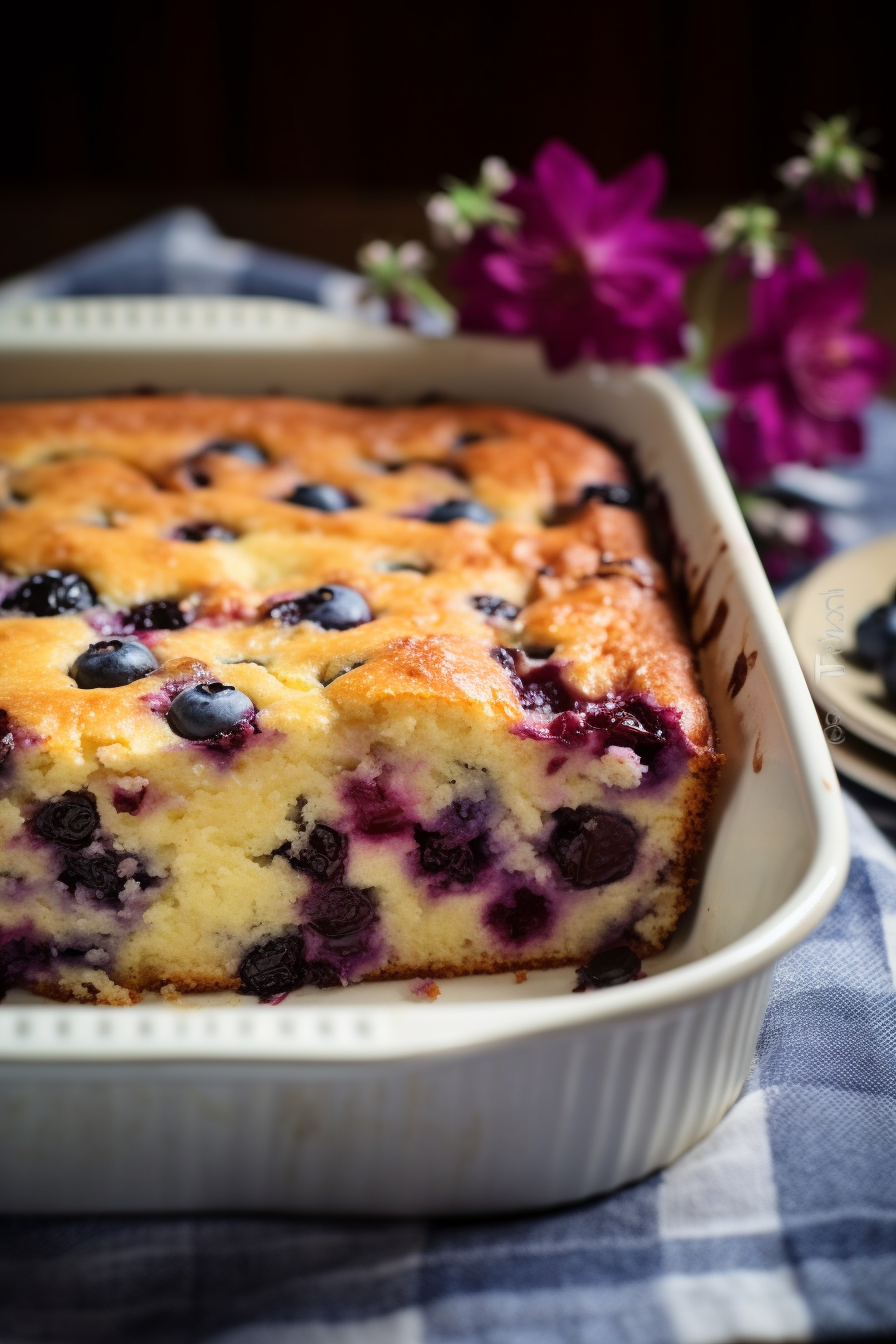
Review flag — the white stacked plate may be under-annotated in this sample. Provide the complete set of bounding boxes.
[783,533,896,802]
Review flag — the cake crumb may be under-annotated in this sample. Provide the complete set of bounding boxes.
[410,977,441,1001]
[515,970,528,983]
[160,982,181,1002]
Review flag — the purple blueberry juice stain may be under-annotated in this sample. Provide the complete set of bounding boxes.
[485,886,552,946]
[343,773,409,836]
[509,685,693,786]
[0,930,53,998]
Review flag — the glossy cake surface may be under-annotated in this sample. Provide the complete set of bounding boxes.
[0,396,722,1003]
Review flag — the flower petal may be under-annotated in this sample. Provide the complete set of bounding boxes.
[531,140,601,240]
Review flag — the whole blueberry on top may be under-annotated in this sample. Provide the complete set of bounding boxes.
[70,638,159,689]
[471,594,521,622]
[167,682,256,740]
[2,570,97,617]
[579,482,640,509]
[197,438,268,465]
[32,791,100,849]
[574,946,641,992]
[426,499,495,525]
[125,600,191,632]
[268,585,371,631]
[855,603,896,668]
[287,483,354,512]
[172,522,238,543]
[548,806,638,887]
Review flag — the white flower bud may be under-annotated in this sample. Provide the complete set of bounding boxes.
[778,156,812,188]
[357,240,393,270]
[396,241,430,272]
[480,156,514,195]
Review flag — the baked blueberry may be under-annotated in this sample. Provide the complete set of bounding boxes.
[268,585,371,631]
[287,483,354,512]
[197,438,268,465]
[855,603,896,668]
[126,600,190,632]
[486,887,550,944]
[579,482,640,509]
[471,594,521,621]
[452,431,488,448]
[414,825,488,884]
[59,852,126,903]
[426,499,495,525]
[1,570,97,616]
[574,946,641,991]
[548,807,638,887]
[304,886,377,940]
[287,823,347,884]
[172,522,238,543]
[0,937,53,998]
[238,932,306,999]
[32,791,100,849]
[70,638,158,689]
[167,682,256,740]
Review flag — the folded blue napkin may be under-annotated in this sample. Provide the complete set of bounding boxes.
[0,212,894,1343]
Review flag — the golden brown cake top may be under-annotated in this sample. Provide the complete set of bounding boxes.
[0,395,712,748]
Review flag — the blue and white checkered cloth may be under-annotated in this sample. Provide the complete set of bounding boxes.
[1,212,895,1343]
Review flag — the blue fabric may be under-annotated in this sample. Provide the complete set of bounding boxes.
[0,216,895,1343]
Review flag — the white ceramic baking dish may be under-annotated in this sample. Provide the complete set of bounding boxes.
[0,299,848,1215]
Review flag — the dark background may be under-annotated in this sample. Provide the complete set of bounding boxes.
[1,0,894,312]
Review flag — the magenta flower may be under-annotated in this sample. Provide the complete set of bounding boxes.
[712,241,893,485]
[804,176,876,219]
[451,140,707,371]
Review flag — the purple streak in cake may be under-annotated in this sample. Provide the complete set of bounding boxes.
[0,929,53,999]
[485,886,553,945]
[112,783,147,815]
[343,772,409,836]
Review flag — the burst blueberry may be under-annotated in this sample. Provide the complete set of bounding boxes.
[304,886,377,940]
[287,483,354,512]
[548,807,638,887]
[287,823,347,884]
[70,638,158,689]
[59,852,127,903]
[426,499,495,524]
[32,792,100,849]
[167,682,255,740]
[268,585,371,631]
[1,570,97,616]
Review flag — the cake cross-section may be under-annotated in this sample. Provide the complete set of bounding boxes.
[0,395,722,1002]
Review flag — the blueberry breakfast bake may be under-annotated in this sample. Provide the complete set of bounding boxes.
[0,396,722,1003]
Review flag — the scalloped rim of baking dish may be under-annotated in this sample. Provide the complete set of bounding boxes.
[0,298,849,1061]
